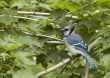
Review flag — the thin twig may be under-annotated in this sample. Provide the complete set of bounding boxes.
[34,34,63,42]
[105,13,110,17]
[77,1,97,11]
[18,28,63,42]
[46,41,64,44]
[0,15,39,22]
[85,60,89,78]
[17,11,50,16]
[60,54,81,73]
[36,37,101,77]
[13,16,39,21]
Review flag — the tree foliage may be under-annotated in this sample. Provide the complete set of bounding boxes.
[0,0,110,78]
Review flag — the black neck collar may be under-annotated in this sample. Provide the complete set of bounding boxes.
[64,28,74,37]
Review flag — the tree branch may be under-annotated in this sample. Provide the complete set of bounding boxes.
[88,37,101,51]
[37,58,71,77]
[17,2,97,18]
[13,16,39,21]
[17,11,79,20]
[36,37,101,77]
[34,34,63,42]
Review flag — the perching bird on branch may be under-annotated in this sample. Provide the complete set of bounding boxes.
[62,25,98,69]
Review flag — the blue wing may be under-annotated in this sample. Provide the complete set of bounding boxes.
[73,41,89,51]
[67,34,89,50]
[66,33,97,69]
[67,33,89,54]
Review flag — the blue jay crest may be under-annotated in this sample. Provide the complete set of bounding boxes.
[62,25,98,69]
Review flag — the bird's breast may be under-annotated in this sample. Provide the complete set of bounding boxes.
[64,39,82,55]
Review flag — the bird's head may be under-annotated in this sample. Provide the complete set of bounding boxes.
[61,25,74,37]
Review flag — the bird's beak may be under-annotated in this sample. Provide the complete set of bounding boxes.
[60,28,65,32]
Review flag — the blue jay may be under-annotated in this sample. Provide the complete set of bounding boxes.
[62,25,97,69]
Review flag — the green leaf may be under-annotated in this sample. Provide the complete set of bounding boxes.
[100,54,110,69]
[0,15,18,25]
[39,3,52,11]
[104,72,110,78]
[0,1,7,7]
[11,2,28,9]
[55,1,81,12]
[97,0,110,8]
[12,51,36,66]
[0,0,110,77]
[5,44,23,51]
[97,0,110,3]
[12,69,36,78]
[0,53,9,61]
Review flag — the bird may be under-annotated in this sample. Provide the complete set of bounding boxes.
[62,25,98,69]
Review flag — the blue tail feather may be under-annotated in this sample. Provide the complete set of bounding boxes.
[84,54,98,69]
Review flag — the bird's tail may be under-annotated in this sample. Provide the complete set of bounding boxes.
[83,53,98,69]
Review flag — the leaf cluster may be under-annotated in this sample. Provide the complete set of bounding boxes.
[0,0,110,78]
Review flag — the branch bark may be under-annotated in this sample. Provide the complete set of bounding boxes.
[36,37,101,78]
[37,58,71,77]
[18,28,63,42]
[85,60,89,78]
[88,37,101,50]
[0,15,39,22]
[33,34,63,42]
[13,16,39,21]
[46,41,64,44]
[17,11,50,16]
